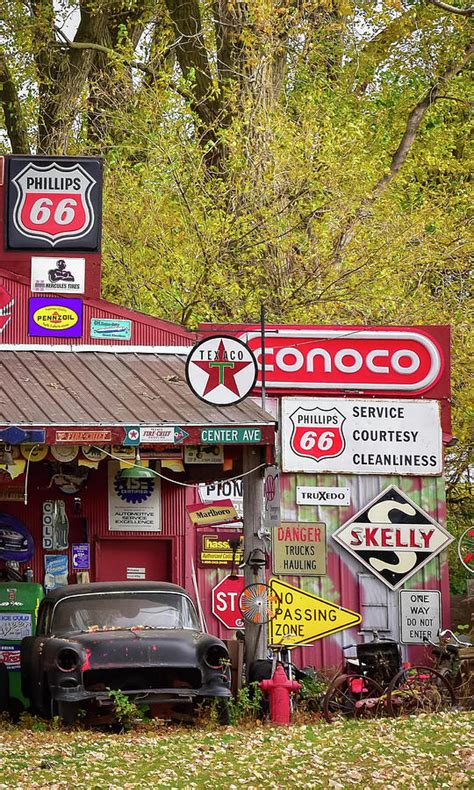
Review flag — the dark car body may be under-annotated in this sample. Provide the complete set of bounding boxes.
[21,582,230,721]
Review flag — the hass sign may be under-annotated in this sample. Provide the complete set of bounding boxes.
[6,156,102,250]
[332,485,453,590]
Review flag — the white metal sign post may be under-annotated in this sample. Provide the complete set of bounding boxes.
[399,590,441,644]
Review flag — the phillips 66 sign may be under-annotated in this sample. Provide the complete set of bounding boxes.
[282,398,442,475]
[6,156,102,250]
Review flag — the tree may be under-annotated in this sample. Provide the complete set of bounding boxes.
[1,1,472,492]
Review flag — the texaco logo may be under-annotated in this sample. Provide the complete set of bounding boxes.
[186,336,258,406]
[11,162,95,245]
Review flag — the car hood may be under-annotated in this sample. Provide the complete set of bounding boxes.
[58,629,218,669]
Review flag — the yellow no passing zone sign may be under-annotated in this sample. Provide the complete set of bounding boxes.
[268,577,362,647]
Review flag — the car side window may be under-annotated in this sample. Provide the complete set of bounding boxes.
[36,602,53,635]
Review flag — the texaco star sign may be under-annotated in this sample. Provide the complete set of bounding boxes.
[186,336,258,405]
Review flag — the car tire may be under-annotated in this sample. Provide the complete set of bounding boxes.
[216,698,231,725]
[57,701,79,725]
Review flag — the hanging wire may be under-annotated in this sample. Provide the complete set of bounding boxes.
[24,444,39,506]
[92,445,266,487]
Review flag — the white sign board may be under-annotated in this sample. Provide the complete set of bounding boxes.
[333,485,453,590]
[0,613,32,640]
[399,590,441,644]
[126,567,146,580]
[297,486,351,506]
[263,465,281,531]
[282,398,442,475]
[31,257,85,293]
[108,462,161,532]
[199,479,243,517]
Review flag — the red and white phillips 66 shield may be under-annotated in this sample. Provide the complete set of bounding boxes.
[11,162,95,246]
[289,406,345,461]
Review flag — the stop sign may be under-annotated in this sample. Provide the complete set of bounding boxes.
[211,575,245,629]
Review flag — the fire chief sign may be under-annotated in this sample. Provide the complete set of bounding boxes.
[282,397,442,475]
[332,485,453,590]
[186,336,257,405]
[6,156,102,250]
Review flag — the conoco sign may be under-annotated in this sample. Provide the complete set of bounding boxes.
[236,327,448,397]
[6,156,102,250]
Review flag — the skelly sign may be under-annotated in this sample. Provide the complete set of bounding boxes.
[332,485,453,590]
[5,156,102,250]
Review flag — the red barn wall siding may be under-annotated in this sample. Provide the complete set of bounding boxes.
[0,269,196,346]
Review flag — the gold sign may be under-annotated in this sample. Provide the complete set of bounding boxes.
[186,499,238,526]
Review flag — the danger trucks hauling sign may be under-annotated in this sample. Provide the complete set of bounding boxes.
[282,398,442,475]
[273,522,326,575]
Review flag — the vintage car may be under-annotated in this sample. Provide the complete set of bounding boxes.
[21,581,231,723]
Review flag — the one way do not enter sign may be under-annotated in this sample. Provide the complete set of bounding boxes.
[211,575,245,629]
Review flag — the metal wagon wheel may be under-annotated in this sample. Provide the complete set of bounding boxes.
[323,673,384,723]
[458,528,474,573]
[238,583,280,624]
[386,666,456,717]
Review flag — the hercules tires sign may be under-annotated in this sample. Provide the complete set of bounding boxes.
[6,156,102,250]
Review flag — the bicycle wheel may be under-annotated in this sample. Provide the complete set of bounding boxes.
[458,528,474,573]
[239,583,279,624]
[386,666,456,717]
[323,674,384,723]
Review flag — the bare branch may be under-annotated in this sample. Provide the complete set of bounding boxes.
[427,0,474,16]
[332,42,474,264]
[54,27,155,77]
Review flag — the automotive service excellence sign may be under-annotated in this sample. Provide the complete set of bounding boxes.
[282,398,442,475]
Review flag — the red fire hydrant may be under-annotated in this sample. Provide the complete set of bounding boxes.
[259,664,301,725]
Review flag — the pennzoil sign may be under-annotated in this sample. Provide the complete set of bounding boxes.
[6,156,102,250]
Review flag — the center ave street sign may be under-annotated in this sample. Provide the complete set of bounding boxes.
[332,485,454,590]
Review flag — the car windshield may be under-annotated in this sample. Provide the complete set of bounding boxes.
[51,592,200,635]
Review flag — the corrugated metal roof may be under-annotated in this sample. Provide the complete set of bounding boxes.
[0,349,276,427]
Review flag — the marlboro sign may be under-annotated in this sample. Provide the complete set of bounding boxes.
[186,499,239,526]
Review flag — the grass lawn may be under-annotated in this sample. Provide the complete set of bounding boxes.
[0,711,472,789]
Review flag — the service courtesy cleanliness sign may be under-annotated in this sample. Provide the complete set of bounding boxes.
[282,398,442,475]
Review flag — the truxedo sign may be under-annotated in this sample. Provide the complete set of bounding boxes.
[220,325,449,398]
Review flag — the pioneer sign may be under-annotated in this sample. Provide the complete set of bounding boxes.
[231,326,449,397]
[6,156,102,250]
[282,398,442,475]
[332,485,453,590]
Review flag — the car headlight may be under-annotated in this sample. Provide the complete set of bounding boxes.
[204,644,229,670]
[56,648,80,672]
